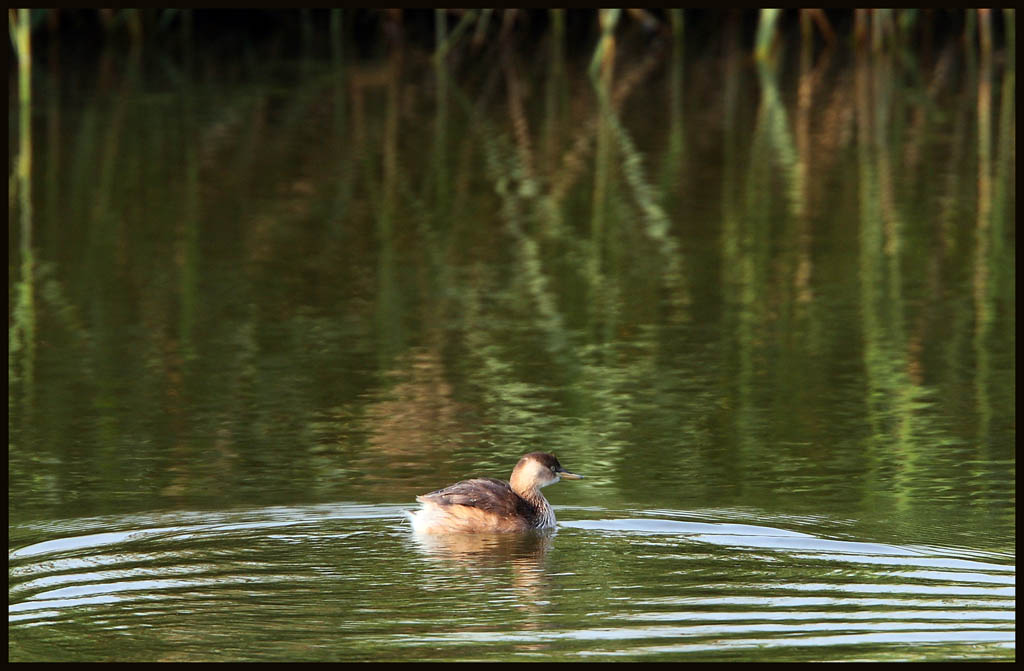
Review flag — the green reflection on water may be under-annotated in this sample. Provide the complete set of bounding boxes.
[7,17,1014,568]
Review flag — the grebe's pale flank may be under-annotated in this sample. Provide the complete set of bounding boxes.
[407,452,583,534]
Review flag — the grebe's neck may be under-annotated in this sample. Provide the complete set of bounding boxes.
[516,487,556,529]
[509,458,559,528]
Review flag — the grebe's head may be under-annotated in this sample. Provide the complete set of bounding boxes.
[511,452,584,492]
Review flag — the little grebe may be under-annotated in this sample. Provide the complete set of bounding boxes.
[408,452,583,534]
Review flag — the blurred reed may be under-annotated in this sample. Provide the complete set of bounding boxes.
[9,8,36,400]
[6,8,1014,508]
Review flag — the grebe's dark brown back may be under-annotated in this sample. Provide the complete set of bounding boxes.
[408,452,583,534]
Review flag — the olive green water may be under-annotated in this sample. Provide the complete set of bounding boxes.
[9,18,1015,662]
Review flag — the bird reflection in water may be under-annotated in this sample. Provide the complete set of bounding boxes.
[409,528,555,637]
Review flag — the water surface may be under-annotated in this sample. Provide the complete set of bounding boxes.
[8,10,1015,662]
[9,505,1014,661]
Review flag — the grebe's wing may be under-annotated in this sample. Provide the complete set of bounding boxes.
[416,477,528,517]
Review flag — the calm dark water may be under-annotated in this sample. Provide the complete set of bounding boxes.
[9,13,1015,662]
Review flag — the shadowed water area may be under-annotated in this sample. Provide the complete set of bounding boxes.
[8,10,1015,662]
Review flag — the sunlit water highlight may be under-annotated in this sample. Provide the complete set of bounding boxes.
[9,504,1014,661]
